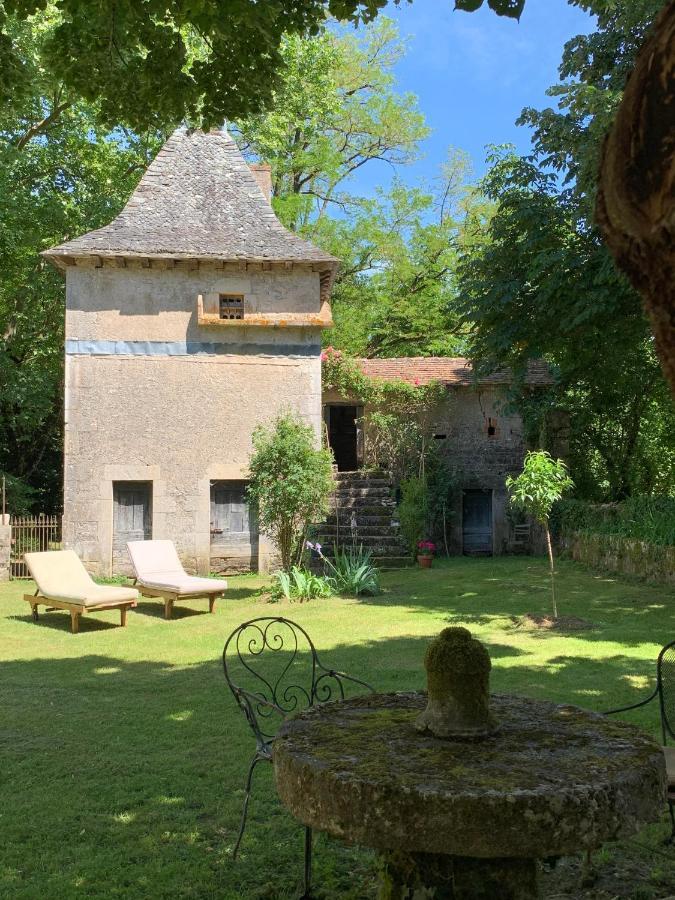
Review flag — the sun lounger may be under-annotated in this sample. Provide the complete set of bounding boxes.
[24,550,138,633]
[126,540,227,619]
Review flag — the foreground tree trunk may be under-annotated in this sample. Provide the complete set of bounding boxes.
[596,0,675,396]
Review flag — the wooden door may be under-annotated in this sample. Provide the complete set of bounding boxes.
[210,481,256,571]
[113,481,152,574]
[462,489,493,556]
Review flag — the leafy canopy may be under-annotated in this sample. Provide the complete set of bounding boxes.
[506,451,574,525]
[0,0,528,133]
[247,415,335,572]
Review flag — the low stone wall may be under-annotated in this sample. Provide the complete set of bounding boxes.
[0,517,10,581]
[561,531,675,585]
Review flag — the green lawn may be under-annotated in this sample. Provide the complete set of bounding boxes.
[2,557,675,899]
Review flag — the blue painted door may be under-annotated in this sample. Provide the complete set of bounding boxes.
[462,490,493,555]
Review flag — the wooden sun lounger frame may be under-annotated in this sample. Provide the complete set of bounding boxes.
[133,583,226,619]
[24,590,137,634]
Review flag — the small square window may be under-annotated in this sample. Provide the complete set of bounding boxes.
[487,418,497,437]
[219,294,244,320]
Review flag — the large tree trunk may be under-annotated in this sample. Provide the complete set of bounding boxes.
[596,0,675,396]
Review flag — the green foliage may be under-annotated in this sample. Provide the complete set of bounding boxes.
[458,1,673,502]
[322,349,448,481]
[247,415,335,572]
[0,13,165,512]
[507,451,574,526]
[507,451,573,618]
[271,567,333,602]
[327,544,381,596]
[0,0,537,136]
[398,477,427,556]
[554,497,675,547]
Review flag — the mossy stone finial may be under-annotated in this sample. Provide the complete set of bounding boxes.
[415,626,497,740]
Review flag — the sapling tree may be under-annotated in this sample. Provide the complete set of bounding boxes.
[247,414,335,572]
[506,450,573,619]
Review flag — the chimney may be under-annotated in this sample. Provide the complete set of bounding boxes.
[249,163,272,202]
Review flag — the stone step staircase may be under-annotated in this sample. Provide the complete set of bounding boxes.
[312,471,410,569]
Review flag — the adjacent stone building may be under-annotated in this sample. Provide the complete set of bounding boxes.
[324,358,556,556]
[44,127,338,576]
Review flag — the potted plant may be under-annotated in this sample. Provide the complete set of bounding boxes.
[417,540,436,568]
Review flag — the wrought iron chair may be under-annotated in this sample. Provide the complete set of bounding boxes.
[605,638,675,842]
[222,616,374,897]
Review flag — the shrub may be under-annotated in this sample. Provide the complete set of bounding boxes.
[271,567,333,602]
[398,477,427,556]
[553,496,675,547]
[247,414,335,572]
[328,544,381,596]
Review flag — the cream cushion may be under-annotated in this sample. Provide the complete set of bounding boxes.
[25,550,139,606]
[126,540,227,595]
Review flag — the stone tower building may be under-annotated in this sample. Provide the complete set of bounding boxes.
[44,128,338,576]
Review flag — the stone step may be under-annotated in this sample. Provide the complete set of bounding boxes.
[335,470,388,481]
[317,524,398,537]
[315,537,408,553]
[333,486,393,499]
[334,477,392,489]
[324,514,395,527]
[329,498,396,511]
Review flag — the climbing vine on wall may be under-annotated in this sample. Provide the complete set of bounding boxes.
[322,347,449,479]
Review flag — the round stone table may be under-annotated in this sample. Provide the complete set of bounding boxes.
[273,691,666,900]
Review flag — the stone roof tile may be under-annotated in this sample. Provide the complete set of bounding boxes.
[356,357,554,386]
[44,128,338,267]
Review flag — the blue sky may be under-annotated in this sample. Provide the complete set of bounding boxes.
[351,0,594,194]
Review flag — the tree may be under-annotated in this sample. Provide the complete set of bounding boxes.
[247,415,335,572]
[0,13,163,511]
[457,147,675,500]
[506,451,574,619]
[235,20,428,232]
[4,1,673,392]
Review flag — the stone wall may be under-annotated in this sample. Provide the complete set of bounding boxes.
[63,264,323,576]
[323,384,528,556]
[0,516,10,581]
[561,531,675,585]
[436,386,526,555]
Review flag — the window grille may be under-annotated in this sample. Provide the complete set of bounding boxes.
[219,295,244,320]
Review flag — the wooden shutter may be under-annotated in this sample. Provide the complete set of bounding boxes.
[210,481,251,538]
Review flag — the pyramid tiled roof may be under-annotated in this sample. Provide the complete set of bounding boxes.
[43,128,339,269]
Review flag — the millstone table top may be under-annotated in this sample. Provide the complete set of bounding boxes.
[273,692,665,859]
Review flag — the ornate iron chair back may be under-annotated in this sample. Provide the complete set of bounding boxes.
[223,616,372,751]
[607,638,675,742]
[606,638,675,843]
[222,615,375,895]
[657,640,675,745]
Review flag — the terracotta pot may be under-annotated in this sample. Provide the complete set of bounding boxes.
[417,554,433,569]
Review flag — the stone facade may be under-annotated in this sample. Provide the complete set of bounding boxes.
[324,371,555,556]
[62,264,323,575]
[435,385,527,555]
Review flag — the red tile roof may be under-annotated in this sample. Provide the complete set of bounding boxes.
[356,357,553,387]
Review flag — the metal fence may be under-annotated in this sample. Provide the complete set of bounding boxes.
[9,516,62,579]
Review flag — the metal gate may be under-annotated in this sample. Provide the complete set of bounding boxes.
[9,515,62,579]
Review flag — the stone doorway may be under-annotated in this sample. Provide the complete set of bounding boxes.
[325,404,363,472]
